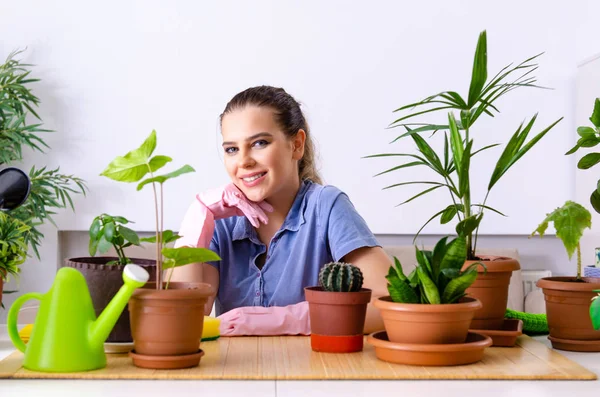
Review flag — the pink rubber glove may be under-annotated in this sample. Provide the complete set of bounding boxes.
[218,301,311,336]
[176,183,273,248]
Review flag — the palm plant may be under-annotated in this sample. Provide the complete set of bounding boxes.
[0,50,87,257]
[366,30,562,259]
[0,212,30,282]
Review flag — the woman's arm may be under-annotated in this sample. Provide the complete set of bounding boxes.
[167,264,220,316]
[342,246,391,334]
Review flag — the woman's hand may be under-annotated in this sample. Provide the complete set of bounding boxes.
[218,301,311,336]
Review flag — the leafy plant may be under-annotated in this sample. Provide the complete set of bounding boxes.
[100,130,220,289]
[318,262,363,292]
[386,234,483,304]
[0,212,30,282]
[530,201,591,280]
[566,98,600,214]
[0,50,87,257]
[88,214,141,265]
[365,30,563,260]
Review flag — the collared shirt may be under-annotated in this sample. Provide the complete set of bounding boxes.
[208,181,380,315]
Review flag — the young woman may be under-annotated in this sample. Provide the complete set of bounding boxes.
[171,86,390,335]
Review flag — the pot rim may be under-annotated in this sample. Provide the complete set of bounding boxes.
[373,295,482,312]
[65,257,157,269]
[132,282,215,300]
[463,256,520,273]
[304,286,372,305]
[367,330,491,352]
[537,276,600,291]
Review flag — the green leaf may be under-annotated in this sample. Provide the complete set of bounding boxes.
[456,214,483,237]
[89,218,101,240]
[373,161,426,177]
[104,222,116,242]
[148,155,173,172]
[578,153,600,169]
[417,266,440,304]
[441,266,478,303]
[591,293,600,330]
[439,235,467,272]
[531,201,591,259]
[119,226,140,245]
[591,190,600,215]
[386,274,419,303]
[467,31,488,107]
[440,205,461,224]
[161,247,221,269]
[590,98,600,128]
[448,113,464,176]
[88,236,99,257]
[112,216,131,224]
[577,126,596,139]
[97,234,112,254]
[136,165,195,191]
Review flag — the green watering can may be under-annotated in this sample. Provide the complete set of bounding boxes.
[7,264,149,372]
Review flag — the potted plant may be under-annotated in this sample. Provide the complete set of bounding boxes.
[64,213,158,343]
[366,30,562,330]
[368,234,492,366]
[100,130,220,369]
[566,98,600,278]
[531,200,600,351]
[0,212,30,307]
[305,262,372,353]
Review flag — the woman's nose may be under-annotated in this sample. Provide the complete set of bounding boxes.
[238,149,256,168]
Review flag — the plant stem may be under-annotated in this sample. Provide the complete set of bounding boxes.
[472,190,491,258]
[160,183,165,289]
[463,125,473,259]
[444,175,463,223]
[149,174,161,290]
[577,243,582,280]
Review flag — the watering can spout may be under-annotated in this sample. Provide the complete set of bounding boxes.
[89,264,149,349]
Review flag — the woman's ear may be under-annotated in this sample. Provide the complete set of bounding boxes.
[292,129,306,160]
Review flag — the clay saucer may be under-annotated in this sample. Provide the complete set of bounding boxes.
[367,331,491,366]
[548,336,600,352]
[470,319,523,347]
[129,349,205,369]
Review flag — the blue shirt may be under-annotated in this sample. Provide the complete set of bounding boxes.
[208,181,380,315]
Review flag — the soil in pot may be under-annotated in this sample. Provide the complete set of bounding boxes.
[463,256,520,330]
[64,257,157,343]
[305,286,372,353]
[537,276,600,351]
[373,296,481,344]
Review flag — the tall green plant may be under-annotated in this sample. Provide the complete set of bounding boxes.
[365,31,563,260]
[100,130,220,289]
[531,201,591,280]
[0,50,87,257]
[0,212,30,282]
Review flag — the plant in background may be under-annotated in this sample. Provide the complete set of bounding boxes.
[386,234,483,304]
[365,30,562,260]
[0,50,87,258]
[531,201,591,281]
[0,212,30,282]
[318,262,364,292]
[100,130,220,289]
[88,214,142,265]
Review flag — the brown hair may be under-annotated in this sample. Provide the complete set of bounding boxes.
[220,85,322,185]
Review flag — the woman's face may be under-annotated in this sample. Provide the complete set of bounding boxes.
[221,105,304,203]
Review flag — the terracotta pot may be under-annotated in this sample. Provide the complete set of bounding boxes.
[463,256,520,330]
[129,282,215,356]
[373,296,481,344]
[64,257,157,342]
[305,286,372,353]
[537,276,600,351]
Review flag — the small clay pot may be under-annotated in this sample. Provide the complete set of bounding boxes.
[537,276,600,351]
[463,256,520,330]
[64,257,157,342]
[374,296,481,344]
[129,282,215,358]
[305,286,372,353]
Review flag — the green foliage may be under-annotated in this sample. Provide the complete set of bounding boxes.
[0,212,30,282]
[0,50,87,258]
[591,291,600,331]
[88,214,141,266]
[386,235,483,304]
[318,262,364,292]
[365,30,562,260]
[566,98,600,214]
[531,201,591,279]
[101,130,220,289]
[505,308,548,335]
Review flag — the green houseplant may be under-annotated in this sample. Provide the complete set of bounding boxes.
[531,201,600,351]
[366,30,562,330]
[0,212,30,306]
[0,50,87,259]
[100,129,220,369]
[368,234,491,366]
[305,262,372,353]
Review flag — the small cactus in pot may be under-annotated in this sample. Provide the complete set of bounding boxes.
[319,262,364,292]
[305,261,372,353]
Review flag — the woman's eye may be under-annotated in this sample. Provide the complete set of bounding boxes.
[252,140,269,148]
[224,147,237,154]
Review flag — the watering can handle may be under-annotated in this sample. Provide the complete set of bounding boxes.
[7,292,44,353]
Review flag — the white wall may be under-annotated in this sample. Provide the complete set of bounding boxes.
[0,1,595,321]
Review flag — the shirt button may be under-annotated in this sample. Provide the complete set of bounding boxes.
[256,292,260,296]
[256,273,260,278]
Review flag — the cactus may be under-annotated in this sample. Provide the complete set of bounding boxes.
[318,262,363,292]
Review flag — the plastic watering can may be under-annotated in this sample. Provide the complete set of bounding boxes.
[7,264,149,372]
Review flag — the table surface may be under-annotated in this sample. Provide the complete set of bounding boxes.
[0,325,599,397]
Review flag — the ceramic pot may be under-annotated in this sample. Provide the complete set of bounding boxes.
[373,296,481,344]
[305,286,372,353]
[537,276,600,351]
[129,282,214,358]
[463,256,520,330]
[64,257,157,342]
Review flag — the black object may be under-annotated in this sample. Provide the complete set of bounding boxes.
[0,167,31,211]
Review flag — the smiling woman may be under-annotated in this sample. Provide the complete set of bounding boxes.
[169,86,391,336]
